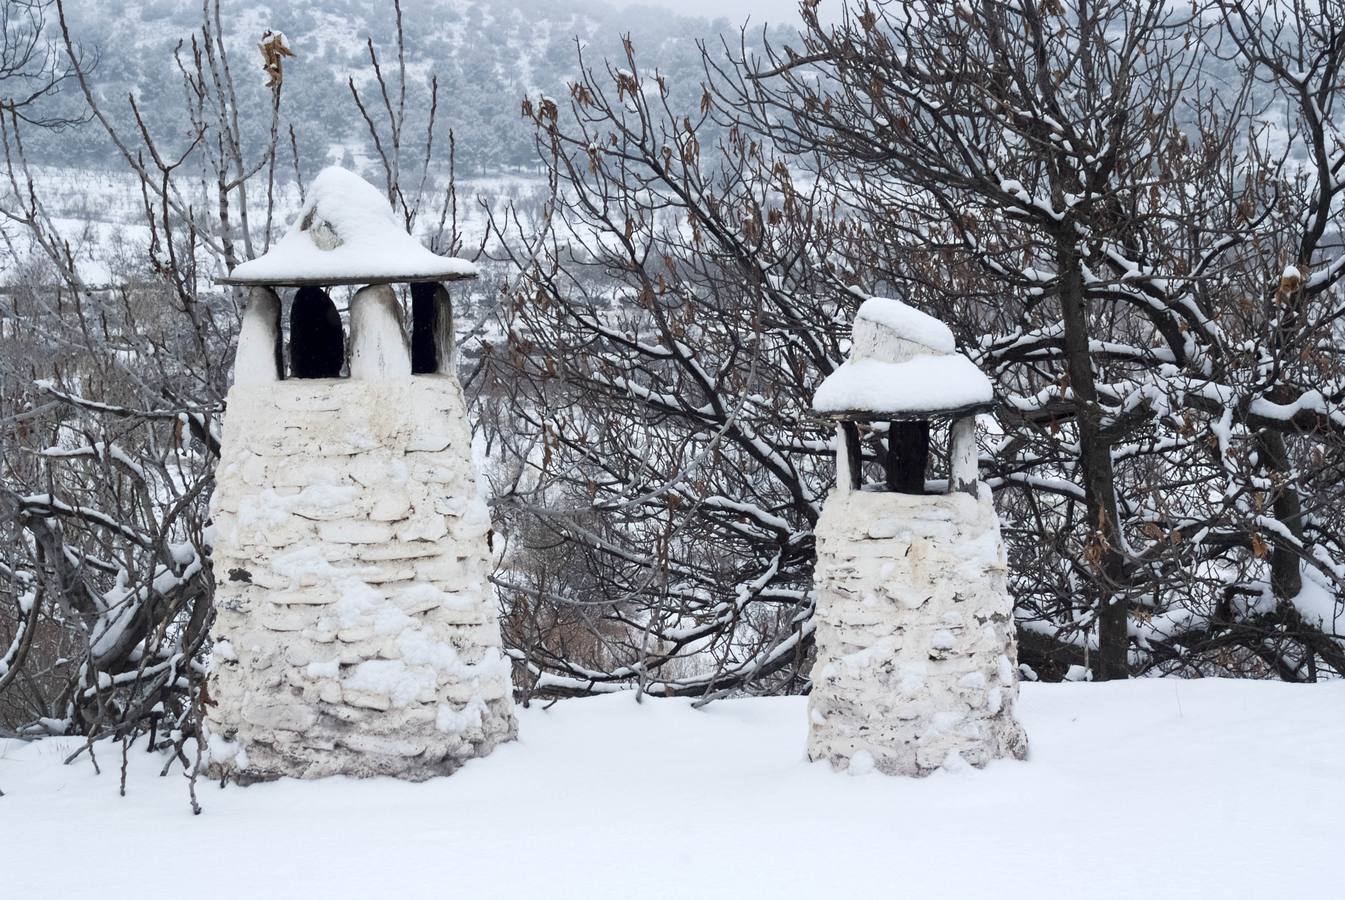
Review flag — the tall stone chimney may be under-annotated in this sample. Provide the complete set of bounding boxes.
[807,295,1027,776]
[206,167,516,781]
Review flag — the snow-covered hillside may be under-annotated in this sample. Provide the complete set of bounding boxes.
[39,0,789,175]
[2,679,1340,898]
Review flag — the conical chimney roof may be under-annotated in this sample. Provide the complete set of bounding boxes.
[219,167,477,287]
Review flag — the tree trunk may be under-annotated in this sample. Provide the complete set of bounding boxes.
[1057,243,1129,680]
[1258,430,1304,600]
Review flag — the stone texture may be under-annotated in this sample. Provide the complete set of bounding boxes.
[807,486,1028,776]
[206,375,517,782]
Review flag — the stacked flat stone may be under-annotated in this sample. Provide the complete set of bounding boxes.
[807,488,1027,775]
[207,375,516,781]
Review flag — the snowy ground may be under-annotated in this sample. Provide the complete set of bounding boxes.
[2,679,1340,898]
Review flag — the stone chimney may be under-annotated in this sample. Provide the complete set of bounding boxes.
[807,295,1027,776]
[205,168,516,781]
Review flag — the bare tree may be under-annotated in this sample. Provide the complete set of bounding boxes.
[0,0,269,755]
[483,39,859,700]
[492,0,1345,693]
[719,0,1345,679]
[0,0,81,128]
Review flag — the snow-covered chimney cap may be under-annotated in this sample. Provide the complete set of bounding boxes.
[813,296,994,421]
[219,166,478,287]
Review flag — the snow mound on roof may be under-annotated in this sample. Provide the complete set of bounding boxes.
[815,294,990,416]
[225,167,477,285]
[813,355,993,416]
[856,296,956,354]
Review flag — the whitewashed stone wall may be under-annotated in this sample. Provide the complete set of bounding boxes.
[807,486,1028,776]
[206,375,516,781]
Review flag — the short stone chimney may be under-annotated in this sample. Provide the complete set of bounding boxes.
[206,167,516,781]
[807,295,1027,776]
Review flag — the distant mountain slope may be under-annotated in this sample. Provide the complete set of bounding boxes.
[34,0,792,175]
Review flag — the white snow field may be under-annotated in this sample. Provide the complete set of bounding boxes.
[2,679,1341,899]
